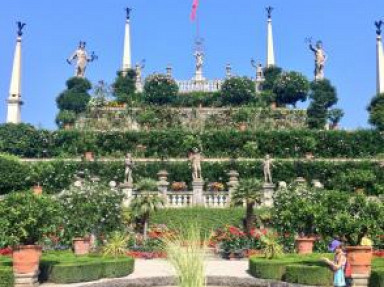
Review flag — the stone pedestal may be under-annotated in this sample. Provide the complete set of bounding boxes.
[120,182,133,207]
[351,274,369,287]
[262,183,275,208]
[14,272,39,287]
[157,170,169,203]
[192,180,205,206]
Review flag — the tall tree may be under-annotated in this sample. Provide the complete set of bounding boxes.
[273,71,310,107]
[113,70,137,104]
[368,94,384,131]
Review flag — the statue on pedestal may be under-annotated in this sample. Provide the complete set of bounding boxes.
[266,6,274,19]
[67,41,97,78]
[375,20,383,36]
[189,148,202,180]
[308,40,327,81]
[135,60,145,82]
[126,7,132,20]
[16,22,26,37]
[226,63,232,79]
[262,154,274,183]
[194,51,204,74]
[124,153,134,185]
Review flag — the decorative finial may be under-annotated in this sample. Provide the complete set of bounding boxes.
[375,20,383,36]
[266,6,274,19]
[126,7,132,20]
[16,21,26,37]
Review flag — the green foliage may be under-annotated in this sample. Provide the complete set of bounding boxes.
[368,94,384,131]
[262,66,283,91]
[370,269,384,287]
[0,267,14,287]
[56,77,92,114]
[0,153,30,194]
[102,232,129,258]
[249,258,288,280]
[221,77,256,105]
[143,74,179,105]
[112,70,137,104]
[261,231,284,259]
[328,108,344,126]
[39,254,134,283]
[307,102,328,129]
[55,110,77,128]
[273,71,310,107]
[309,79,338,109]
[0,193,63,246]
[172,92,222,107]
[285,265,333,286]
[58,181,124,240]
[135,178,158,191]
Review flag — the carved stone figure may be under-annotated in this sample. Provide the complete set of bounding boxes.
[262,154,273,183]
[67,42,97,78]
[126,7,132,20]
[189,148,202,180]
[309,40,327,80]
[17,22,26,37]
[195,50,204,72]
[375,20,383,36]
[135,60,145,82]
[266,6,274,19]
[124,153,134,184]
[226,63,232,79]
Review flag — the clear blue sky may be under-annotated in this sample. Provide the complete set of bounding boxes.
[0,0,383,130]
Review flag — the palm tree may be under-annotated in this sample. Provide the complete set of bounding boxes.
[129,193,164,240]
[231,178,263,235]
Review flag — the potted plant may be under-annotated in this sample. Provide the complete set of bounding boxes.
[0,192,62,274]
[208,182,225,192]
[81,133,97,161]
[232,108,252,131]
[171,182,187,192]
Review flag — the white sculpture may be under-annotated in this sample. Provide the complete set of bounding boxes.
[124,153,134,184]
[309,40,327,80]
[189,148,202,180]
[67,41,97,78]
[262,154,274,183]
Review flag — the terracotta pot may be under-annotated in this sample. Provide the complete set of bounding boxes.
[270,102,277,110]
[238,122,247,131]
[84,151,94,162]
[13,245,42,274]
[73,237,91,255]
[295,237,316,254]
[346,246,373,275]
[305,152,314,160]
[63,123,73,130]
[32,185,42,195]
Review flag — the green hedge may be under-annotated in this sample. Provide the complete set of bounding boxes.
[248,259,288,280]
[3,159,383,196]
[285,265,332,286]
[39,256,134,284]
[151,207,245,237]
[0,267,13,287]
[1,124,384,158]
[370,269,384,287]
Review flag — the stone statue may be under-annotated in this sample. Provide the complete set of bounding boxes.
[251,59,264,80]
[375,20,383,36]
[126,7,132,20]
[135,60,146,82]
[189,148,202,180]
[262,154,274,183]
[309,40,327,80]
[67,41,98,78]
[166,65,173,78]
[226,63,232,79]
[124,153,134,184]
[266,6,274,19]
[195,50,204,72]
[16,21,26,37]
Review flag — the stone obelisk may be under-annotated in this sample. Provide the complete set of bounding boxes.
[7,22,25,124]
[376,21,384,94]
[122,8,132,76]
[266,6,275,68]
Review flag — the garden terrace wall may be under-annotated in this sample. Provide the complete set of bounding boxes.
[1,124,384,158]
[2,159,383,196]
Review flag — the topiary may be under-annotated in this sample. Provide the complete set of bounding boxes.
[112,70,137,104]
[368,94,384,131]
[273,71,310,107]
[143,74,179,105]
[56,77,92,114]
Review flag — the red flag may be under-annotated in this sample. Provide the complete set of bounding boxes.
[190,0,199,21]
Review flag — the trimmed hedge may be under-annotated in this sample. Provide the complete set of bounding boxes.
[151,207,245,237]
[0,267,14,287]
[3,159,383,195]
[285,265,332,286]
[370,269,384,287]
[248,259,288,280]
[1,124,384,158]
[39,256,134,284]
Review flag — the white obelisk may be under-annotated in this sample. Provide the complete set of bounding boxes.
[122,8,132,75]
[377,33,384,94]
[266,7,275,68]
[7,24,25,124]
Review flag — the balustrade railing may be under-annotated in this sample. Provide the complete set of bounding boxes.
[176,80,224,93]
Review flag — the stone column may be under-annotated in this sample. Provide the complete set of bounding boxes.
[227,170,239,206]
[192,179,205,206]
[266,13,275,68]
[262,182,275,208]
[14,272,39,287]
[7,34,23,124]
[157,170,169,203]
[377,34,384,94]
[351,274,369,287]
[122,13,132,76]
[120,182,133,208]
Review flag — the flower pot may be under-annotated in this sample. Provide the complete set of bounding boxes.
[63,123,73,130]
[73,237,91,255]
[13,245,42,274]
[270,102,277,110]
[295,237,316,254]
[238,122,247,131]
[305,152,314,160]
[346,246,373,275]
[32,185,42,195]
[84,151,94,162]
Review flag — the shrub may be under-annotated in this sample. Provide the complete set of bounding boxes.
[113,70,137,104]
[0,153,30,195]
[221,77,256,105]
[143,74,179,105]
[172,92,222,107]
[249,258,288,280]
[285,265,333,286]
[273,71,310,107]
[370,269,384,287]
[368,93,384,131]
[56,77,92,114]
[262,66,282,91]
[55,110,77,128]
[0,267,14,287]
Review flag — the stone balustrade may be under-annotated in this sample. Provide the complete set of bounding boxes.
[176,80,224,93]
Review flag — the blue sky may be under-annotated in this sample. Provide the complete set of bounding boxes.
[0,0,383,130]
